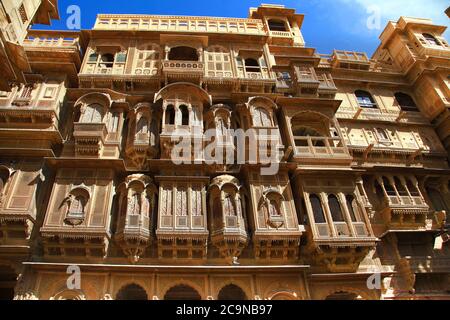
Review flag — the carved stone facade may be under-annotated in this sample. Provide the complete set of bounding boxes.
[0,3,449,300]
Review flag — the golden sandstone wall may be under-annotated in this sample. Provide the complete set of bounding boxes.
[0,3,449,300]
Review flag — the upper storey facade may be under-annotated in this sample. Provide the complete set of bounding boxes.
[0,0,59,91]
[0,4,449,300]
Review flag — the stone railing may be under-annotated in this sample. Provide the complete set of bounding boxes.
[94,15,265,35]
[269,30,292,37]
[294,136,349,158]
[162,60,204,76]
[23,30,81,50]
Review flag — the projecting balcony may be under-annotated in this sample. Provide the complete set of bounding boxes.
[162,60,204,83]
[306,221,378,272]
[115,213,151,263]
[379,195,430,231]
[317,73,337,97]
[293,66,320,95]
[73,122,108,157]
[23,31,83,87]
[0,89,63,157]
[292,136,352,165]
[331,50,371,70]
[41,229,110,258]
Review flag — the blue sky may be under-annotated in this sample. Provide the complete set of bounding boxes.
[33,0,449,56]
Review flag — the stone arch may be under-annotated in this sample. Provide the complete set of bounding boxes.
[163,283,202,300]
[217,284,248,300]
[210,175,241,192]
[290,110,331,137]
[51,289,86,300]
[154,82,211,105]
[214,279,252,300]
[247,96,278,112]
[74,92,112,110]
[116,283,148,300]
[320,286,375,300]
[268,291,299,300]
[168,46,199,61]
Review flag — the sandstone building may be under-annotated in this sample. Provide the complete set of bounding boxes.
[0,2,449,300]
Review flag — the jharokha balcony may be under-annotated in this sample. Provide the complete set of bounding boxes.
[282,108,353,166]
[368,175,432,234]
[301,188,378,273]
[73,122,108,157]
[331,50,371,70]
[161,59,205,82]
[293,136,351,162]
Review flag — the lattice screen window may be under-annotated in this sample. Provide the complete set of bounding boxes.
[176,187,188,216]
[160,187,173,216]
[206,47,232,77]
[18,4,28,24]
[108,112,120,132]
[19,85,34,99]
[135,44,160,75]
[252,107,272,127]
[191,187,202,216]
[80,104,104,123]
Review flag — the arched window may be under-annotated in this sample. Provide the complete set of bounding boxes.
[427,188,448,211]
[346,195,359,222]
[128,192,141,216]
[253,107,272,127]
[179,105,189,126]
[135,44,160,75]
[218,284,247,300]
[80,104,103,123]
[244,58,260,73]
[328,195,344,222]
[355,90,377,109]
[216,117,227,136]
[116,284,148,300]
[394,177,408,196]
[382,177,396,197]
[168,46,198,61]
[422,33,440,46]
[67,190,88,218]
[165,105,175,125]
[136,116,149,134]
[268,199,281,217]
[395,92,418,112]
[407,179,420,197]
[310,194,326,223]
[223,194,236,216]
[268,19,288,32]
[164,285,201,300]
